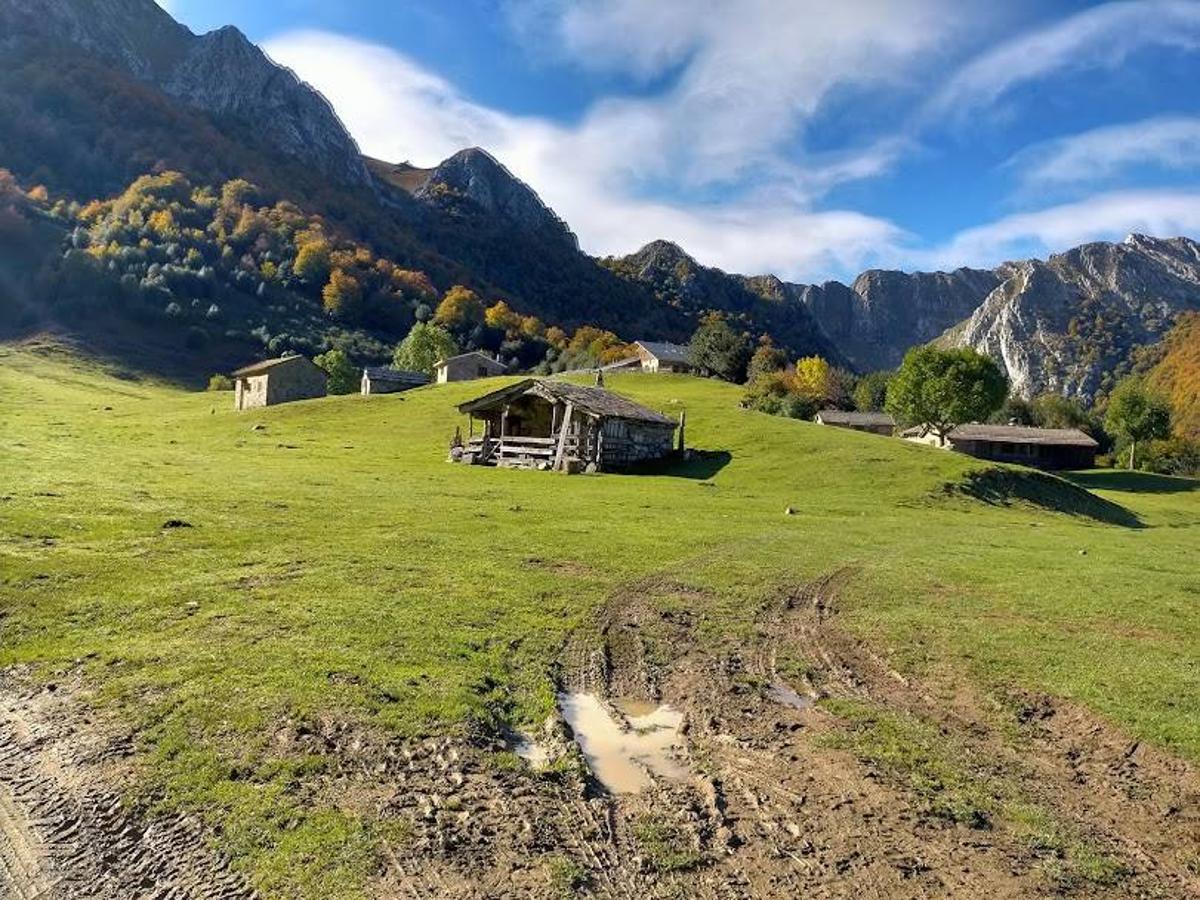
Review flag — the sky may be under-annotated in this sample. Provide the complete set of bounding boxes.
[156,0,1200,283]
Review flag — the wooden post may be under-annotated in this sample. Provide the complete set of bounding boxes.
[677,410,686,452]
[553,402,574,470]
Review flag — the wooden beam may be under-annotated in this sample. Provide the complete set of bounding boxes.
[553,402,574,471]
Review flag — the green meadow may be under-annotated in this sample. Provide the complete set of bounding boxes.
[2,342,1197,893]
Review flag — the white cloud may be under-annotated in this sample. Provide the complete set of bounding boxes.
[1006,116,1200,191]
[920,189,1200,270]
[263,29,910,280]
[926,0,1200,122]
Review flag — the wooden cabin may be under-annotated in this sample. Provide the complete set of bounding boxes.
[456,378,678,472]
[361,367,430,395]
[902,423,1098,469]
[814,409,895,435]
[231,355,327,410]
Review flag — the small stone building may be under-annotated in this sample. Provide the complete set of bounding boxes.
[435,351,508,383]
[456,378,679,471]
[231,355,327,410]
[634,340,694,373]
[902,423,1098,469]
[361,367,430,395]
[814,409,895,436]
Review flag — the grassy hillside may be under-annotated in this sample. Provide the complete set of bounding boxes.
[2,340,1197,895]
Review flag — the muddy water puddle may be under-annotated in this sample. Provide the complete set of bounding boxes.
[767,679,813,710]
[557,693,688,793]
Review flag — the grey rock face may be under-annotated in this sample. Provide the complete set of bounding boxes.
[416,148,576,246]
[0,0,368,186]
[955,235,1200,400]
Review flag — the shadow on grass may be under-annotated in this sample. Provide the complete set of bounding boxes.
[1065,470,1200,495]
[624,449,732,480]
[946,468,1143,528]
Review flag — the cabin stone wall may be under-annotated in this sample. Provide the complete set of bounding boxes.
[235,357,326,409]
[598,418,676,467]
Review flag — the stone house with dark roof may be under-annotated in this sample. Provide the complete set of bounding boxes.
[361,367,430,395]
[456,378,679,471]
[633,340,694,373]
[435,351,508,383]
[231,355,327,410]
[902,423,1098,469]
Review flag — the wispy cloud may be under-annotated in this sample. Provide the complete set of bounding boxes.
[1005,116,1200,192]
[926,0,1200,122]
[264,29,912,280]
[920,189,1200,269]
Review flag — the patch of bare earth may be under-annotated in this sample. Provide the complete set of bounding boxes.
[0,670,253,900]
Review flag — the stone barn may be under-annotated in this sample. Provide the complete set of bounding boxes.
[633,340,694,373]
[456,378,679,471]
[435,351,507,383]
[231,355,327,410]
[361,367,430,395]
[814,409,896,436]
[902,423,1099,470]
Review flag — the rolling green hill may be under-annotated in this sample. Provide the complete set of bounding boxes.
[1,341,1198,897]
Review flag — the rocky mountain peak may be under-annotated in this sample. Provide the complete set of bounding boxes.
[416,147,576,245]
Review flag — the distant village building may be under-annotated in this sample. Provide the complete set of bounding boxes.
[231,355,327,410]
[902,423,1098,469]
[361,367,430,395]
[456,378,678,472]
[815,410,895,436]
[435,351,508,384]
[633,341,694,373]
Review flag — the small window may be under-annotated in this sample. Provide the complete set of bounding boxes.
[478,366,489,377]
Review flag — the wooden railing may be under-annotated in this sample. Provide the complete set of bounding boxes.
[466,434,579,465]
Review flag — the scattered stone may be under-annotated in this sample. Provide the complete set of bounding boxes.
[161,519,193,529]
[784,506,797,516]
[1078,549,1088,556]
[251,423,266,431]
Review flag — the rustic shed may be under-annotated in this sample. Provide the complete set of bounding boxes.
[435,351,507,383]
[361,367,430,395]
[902,423,1098,470]
[814,409,895,436]
[456,378,678,471]
[231,355,327,410]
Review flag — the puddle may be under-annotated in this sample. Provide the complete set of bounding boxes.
[767,679,813,710]
[512,732,551,768]
[557,693,688,794]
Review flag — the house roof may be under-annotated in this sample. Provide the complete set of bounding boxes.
[458,378,677,426]
[635,340,691,365]
[363,366,430,385]
[434,351,507,370]
[231,355,320,378]
[903,423,1098,448]
[816,410,895,427]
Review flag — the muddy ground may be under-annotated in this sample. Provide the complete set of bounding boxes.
[2,572,1198,898]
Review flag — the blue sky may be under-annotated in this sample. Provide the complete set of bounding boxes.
[158,0,1200,283]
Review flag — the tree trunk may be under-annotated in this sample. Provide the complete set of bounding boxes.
[1128,438,1137,471]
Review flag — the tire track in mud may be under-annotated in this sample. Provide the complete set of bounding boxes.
[0,677,255,900]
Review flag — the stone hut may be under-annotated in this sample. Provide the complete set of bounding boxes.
[361,367,430,395]
[814,409,896,436]
[902,423,1098,469]
[231,355,327,410]
[633,340,694,373]
[435,351,507,383]
[456,378,678,471]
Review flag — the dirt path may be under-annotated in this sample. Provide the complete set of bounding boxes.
[0,674,254,900]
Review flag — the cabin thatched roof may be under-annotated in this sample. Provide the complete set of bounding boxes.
[458,378,676,426]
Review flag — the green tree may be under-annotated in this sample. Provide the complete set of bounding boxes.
[1105,376,1171,469]
[853,371,891,412]
[885,346,1008,445]
[294,238,331,284]
[747,337,787,382]
[688,314,751,383]
[314,349,358,395]
[1031,393,1096,433]
[206,374,233,391]
[394,323,458,375]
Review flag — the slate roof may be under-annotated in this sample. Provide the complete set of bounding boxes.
[458,378,677,426]
[434,351,507,370]
[635,340,691,365]
[362,367,430,385]
[903,423,1098,447]
[231,355,320,378]
[816,410,895,427]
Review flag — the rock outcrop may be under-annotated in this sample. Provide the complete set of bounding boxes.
[0,0,369,186]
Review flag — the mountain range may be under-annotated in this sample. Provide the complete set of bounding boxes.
[1,0,1198,400]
